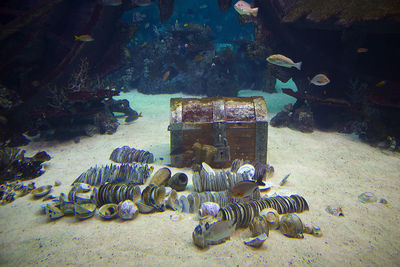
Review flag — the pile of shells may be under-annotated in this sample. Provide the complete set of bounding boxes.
[193,163,246,192]
[231,159,274,182]
[110,146,154,164]
[74,163,152,186]
[92,183,141,207]
[141,184,166,211]
[171,189,261,214]
[217,195,309,228]
[0,180,36,205]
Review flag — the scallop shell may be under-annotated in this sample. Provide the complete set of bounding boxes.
[244,233,268,248]
[31,185,52,198]
[152,186,166,208]
[249,216,269,237]
[149,167,171,186]
[179,195,190,213]
[279,214,304,238]
[98,203,119,219]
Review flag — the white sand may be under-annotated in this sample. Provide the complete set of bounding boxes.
[1,90,399,266]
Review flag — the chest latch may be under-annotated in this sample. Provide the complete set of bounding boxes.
[213,122,230,162]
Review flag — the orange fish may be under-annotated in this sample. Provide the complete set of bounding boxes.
[376,80,387,87]
[357,48,368,53]
[194,55,204,62]
[162,70,170,81]
[141,42,147,47]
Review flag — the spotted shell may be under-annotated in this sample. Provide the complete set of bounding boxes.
[199,202,220,217]
[259,208,280,230]
[98,203,119,219]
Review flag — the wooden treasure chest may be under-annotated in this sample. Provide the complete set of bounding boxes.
[168,96,268,168]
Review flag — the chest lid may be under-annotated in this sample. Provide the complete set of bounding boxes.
[170,96,268,124]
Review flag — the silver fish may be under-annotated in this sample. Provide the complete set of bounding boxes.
[193,220,236,248]
[234,1,258,17]
[266,54,302,70]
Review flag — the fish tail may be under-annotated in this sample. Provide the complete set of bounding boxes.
[138,112,142,117]
[252,7,258,17]
[295,61,302,70]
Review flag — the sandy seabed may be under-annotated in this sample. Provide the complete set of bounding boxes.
[1,90,399,266]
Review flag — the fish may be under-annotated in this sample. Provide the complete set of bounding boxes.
[234,1,258,17]
[134,0,152,6]
[376,80,387,87]
[132,12,147,23]
[184,23,188,27]
[74,35,94,42]
[145,22,150,29]
[357,48,368,53]
[228,180,260,198]
[194,55,204,62]
[309,74,330,86]
[279,173,290,186]
[140,42,147,47]
[125,112,142,123]
[193,220,236,248]
[199,4,208,9]
[266,54,302,70]
[99,0,122,6]
[162,70,170,81]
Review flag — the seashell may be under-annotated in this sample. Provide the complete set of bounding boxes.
[152,186,166,209]
[258,182,273,191]
[54,180,62,187]
[311,226,322,237]
[42,194,56,202]
[149,167,171,186]
[98,203,119,219]
[379,198,388,204]
[199,215,220,226]
[201,162,215,175]
[136,201,155,213]
[43,204,64,220]
[358,192,377,204]
[166,189,181,211]
[165,187,172,196]
[179,195,190,213]
[74,183,91,193]
[199,202,220,217]
[325,205,344,216]
[31,185,52,198]
[168,173,188,191]
[118,200,139,220]
[249,216,269,237]
[74,203,96,220]
[244,233,268,248]
[266,165,274,178]
[279,214,304,238]
[74,193,92,204]
[237,164,255,180]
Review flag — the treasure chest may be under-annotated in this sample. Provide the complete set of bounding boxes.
[168,97,268,168]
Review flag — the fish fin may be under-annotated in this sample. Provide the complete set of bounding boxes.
[74,35,79,40]
[295,61,302,70]
[252,7,258,16]
[138,112,142,118]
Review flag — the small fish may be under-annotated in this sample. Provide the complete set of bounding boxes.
[184,23,188,27]
[266,54,302,70]
[99,0,122,6]
[357,48,368,53]
[125,112,142,123]
[193,220,236,248]
[162,70,170,81]
[234,1,258,17]
[199,4,208,9]
[279,173,290,186]
[140,42,147,47]
[74,35,94,42]
[145,22,150,29]
[132,12,147,23]
[123,48,131,58]
[228,180,259,198]
[309,74,330,86]
[376,80,387,87]
[31,80,40,87]
[134,0,152,6]
[194,55,204,62]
